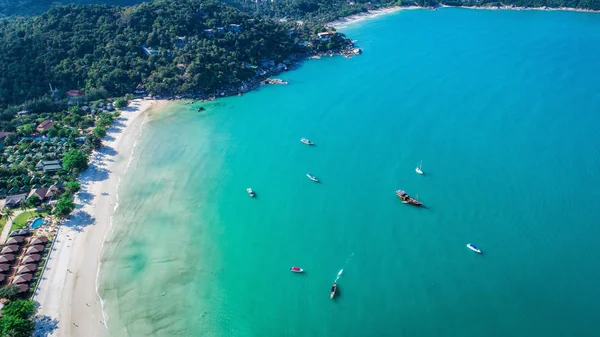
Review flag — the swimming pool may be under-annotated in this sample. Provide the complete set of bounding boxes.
[31,218,43,229]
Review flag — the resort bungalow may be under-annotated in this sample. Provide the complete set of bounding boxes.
[0,254,15,263]
[0,131,12,141]
[30,237,49,245]
[0,264,10,272]
[0,245,19,254]
[203,29,215,37]
[17,264,37,274]
[142,45,159,56]
[0,274,5,283]
[35,160,62,173]
[28,187,49,202]
[12,274,32,284]
[317,31,334,41]
[17,283,29,293]
[5,193,28,208]
[36,120,57,133]
[9,229,30,237]
[5,236,24,245]
[66,90,86,105]
[25,245,45,255]
[21,254,40,264]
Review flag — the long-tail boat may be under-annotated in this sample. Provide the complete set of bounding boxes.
[396,190,423,206]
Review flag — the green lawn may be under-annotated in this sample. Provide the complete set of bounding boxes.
[10,211,49,232]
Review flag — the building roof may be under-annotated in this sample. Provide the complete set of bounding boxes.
[44,164,62,172]
[9,229,29,237]
[12,274,32,284]
[0,274,5,282]
[0,132,12,141]
[0,264,10,272]
[1,245,19,254]
[17,283,29,293]
[0,254,15,263]
[66,90,85,97]
[5,193,28,206]
[5,236,24,245]
[21,254,40,264]
[37,120,57,131]
[30,237,49,245]
[17,264,37,274]
[25,245,44,254]
[28,187,49,200]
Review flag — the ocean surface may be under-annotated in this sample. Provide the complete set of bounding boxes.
[99,8,600,337]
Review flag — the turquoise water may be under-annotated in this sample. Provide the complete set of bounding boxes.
[99,8,600,337]
[31,218,43,229]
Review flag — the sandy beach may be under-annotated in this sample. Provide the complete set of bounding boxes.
[329,6,421,28]
[33,99,167,337]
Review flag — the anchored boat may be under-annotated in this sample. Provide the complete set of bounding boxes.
[467,243,482,254]
[306,173,319,182]
[246,188,255,197]
[396,190,423,206]
[290,266,304,273]
[330,282,337,300]
[416,160,423,175]
[300,138,314,145]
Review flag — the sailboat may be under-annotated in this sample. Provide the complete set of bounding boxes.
[415,160,423,175]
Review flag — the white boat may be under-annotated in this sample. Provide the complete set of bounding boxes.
[300,138,314,145]
[466,243,482,254]
[290,266,304,273]
[306,173,319,182]
[415,160,423,175]
[330,282,337,300]
[246,188,255,197]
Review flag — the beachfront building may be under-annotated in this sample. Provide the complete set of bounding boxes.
[317,31,334,41]
[17,264,37,274]
[1,245,19,254]
[5,236,24,245]
[66,90,86,105]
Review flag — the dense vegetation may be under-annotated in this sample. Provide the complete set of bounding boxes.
[0,0,148,18]
[0,299,36,337]
[0,0,351,112]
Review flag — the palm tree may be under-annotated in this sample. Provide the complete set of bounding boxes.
[1,207,14,223]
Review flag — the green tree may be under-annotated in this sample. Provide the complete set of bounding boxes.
[65,181,81,195]
[113,97,128,109]
[25,194,41,207]
[0,315,34,337]
[92,126,106,138]
[2,300,36,320]
[0,285,19,300]
[16,124,35,136]
[62,149,88,172]
[53,197,75,218]
[1,207,14,223]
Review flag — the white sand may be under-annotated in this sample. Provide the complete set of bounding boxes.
[329,6,421,28]
[33,99,167,337]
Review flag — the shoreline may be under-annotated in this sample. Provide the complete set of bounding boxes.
[33,99,168,337]
[328,4,599,29]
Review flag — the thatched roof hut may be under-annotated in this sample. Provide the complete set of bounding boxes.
[25,245,44,255]
[1,245,19,254]
[12,273,32,284]
[30,237,49,245]
[5,236,24,245]
[21,254,40,264]
[17,264,37,274]
[0,254,15,263]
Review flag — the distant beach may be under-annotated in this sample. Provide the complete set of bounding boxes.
[329,6,421,28]
[33,99,168,337]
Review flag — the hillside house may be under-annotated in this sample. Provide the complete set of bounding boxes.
[36,120,56,133]
[35,160,62,173]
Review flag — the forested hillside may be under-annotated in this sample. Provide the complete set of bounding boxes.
[0,0,148,17]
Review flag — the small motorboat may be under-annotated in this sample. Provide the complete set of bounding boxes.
[246,188,255,197]
[467,243,482,254]
[300,138,314,145]
[290,266,304,273]
[396,190,423,206]
[306,173,319,182]
[330,282,337,300]
[415,160,423,175]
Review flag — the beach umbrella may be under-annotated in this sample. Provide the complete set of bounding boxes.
[21,254,40,264]
[1,245,19,254]
[17,264,37,274]
[12,274,32,284]
[25,245,44,255]
[5,236,25,245]
[30,237,49,245]
[0,254,15,263]
[0,264,10,272]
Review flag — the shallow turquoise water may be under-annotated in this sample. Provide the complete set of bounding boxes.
[100,8,600,337]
